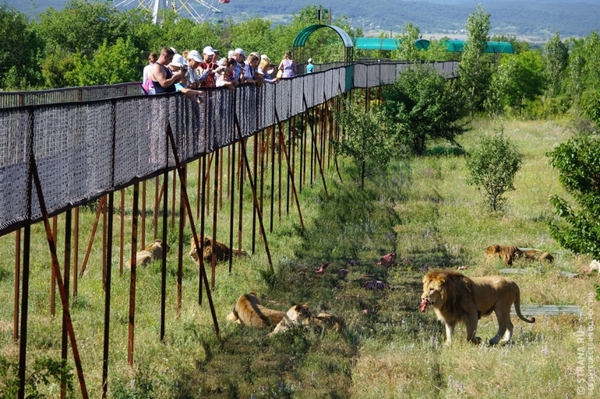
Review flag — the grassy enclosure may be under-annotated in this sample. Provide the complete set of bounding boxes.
[0,117,599,398]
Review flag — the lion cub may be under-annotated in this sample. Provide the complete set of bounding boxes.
[420,270,535,345]
[125,239,168,269]
[189,235,248,264]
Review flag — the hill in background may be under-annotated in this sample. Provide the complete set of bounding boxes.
[6,0,600,42]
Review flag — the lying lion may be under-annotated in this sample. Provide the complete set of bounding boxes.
[485,244,553,265]
[420,270,535,345]
[226,293,286,328]
[189,235,248,264]
[268,304,344,337]
[125,239,168,269]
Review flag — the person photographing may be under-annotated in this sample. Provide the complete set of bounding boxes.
[149,47,185,94]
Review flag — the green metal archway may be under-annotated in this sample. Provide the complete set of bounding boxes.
[292,24,354,63]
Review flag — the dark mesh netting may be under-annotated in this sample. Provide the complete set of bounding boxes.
[275,79,292,121]
[0,109,30,231]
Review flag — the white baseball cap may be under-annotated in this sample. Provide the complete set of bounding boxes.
[203,46,215,56]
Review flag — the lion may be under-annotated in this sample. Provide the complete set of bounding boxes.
[189,235,248,264]
[226,293,286,328]
[268,303,313,336]
[268,305,345,337]
[420,270,535,345]
[125,239,168,269]
[486,244,554,265]
[522,249,554,263]
[485,245,522,265]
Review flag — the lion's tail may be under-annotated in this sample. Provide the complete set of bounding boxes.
[514,288,535,323]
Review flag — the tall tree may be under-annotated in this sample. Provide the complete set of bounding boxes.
[565,32,600,102]
[544,32,569,97]
[383,65,468,156]
[333,99,393,188]
[487,50,547,115]
[459,4,492,115]
[395,22,421,61]
[65,37,142,86]
[0,4,43,89]
[33,0,133,52]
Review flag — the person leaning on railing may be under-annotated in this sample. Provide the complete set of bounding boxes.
[148,47,185,94]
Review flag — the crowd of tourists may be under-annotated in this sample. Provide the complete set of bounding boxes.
[142,46,305,101]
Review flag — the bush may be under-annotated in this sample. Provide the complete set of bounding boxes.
[465,126,523,211]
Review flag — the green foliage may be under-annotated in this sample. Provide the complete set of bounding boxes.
[383,65,468,156]
[548,134,600,259]
[459,4,492,115]
[65,38,143,86]
[333,99,394,187]
[486,50,547,116]
[227,17,276,57]
[544,32,569,97]
[40,49,76,89]
[565,32,600,103]
[465,127,523,211]
[0,355,73,398]
[33,0,133,52]
[394,22,421,61]
[0,4,44,90]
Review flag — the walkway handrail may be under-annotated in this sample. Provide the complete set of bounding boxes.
[0,82,143,109]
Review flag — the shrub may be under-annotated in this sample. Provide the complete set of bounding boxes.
[465,127,523,211]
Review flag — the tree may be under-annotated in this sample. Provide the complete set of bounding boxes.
[395,22,421,61]
[544,32,569,97]
[33,0,134,52]
[333,100,394,188]
[465,127,523,212]
[383,65,468,156]
[565,32,600,102]
[548,134,600,258]
[65,37,142,86]
[487,50,547,115]
[459,4,492,115]
[0,4,44,89]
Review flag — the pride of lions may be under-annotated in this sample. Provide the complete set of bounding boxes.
[126,239,561,344]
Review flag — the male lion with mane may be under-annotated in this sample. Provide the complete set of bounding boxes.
[420,270,535,345]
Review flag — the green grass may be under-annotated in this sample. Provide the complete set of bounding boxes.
[1,118,599,398]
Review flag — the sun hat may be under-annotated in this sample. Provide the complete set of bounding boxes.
[187,50,202,63]
[169,54,185,68]
[234,48,246,58]
[203,46,215,56]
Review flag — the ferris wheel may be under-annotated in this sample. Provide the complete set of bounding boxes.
[114,0,228,25]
